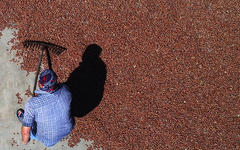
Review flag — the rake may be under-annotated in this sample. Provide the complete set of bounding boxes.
[23,40,67,96]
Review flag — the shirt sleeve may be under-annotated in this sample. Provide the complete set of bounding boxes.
[22,101,35,127]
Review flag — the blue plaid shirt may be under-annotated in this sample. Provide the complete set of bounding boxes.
[22,84,74,147]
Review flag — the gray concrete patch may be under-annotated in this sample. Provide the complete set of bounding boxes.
[0,27,94,150]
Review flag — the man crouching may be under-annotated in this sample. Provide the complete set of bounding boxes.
[16,69,74,147]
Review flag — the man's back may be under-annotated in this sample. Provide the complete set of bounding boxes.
[24,84,73,147]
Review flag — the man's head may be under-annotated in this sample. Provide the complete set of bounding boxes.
[39,69,58,92]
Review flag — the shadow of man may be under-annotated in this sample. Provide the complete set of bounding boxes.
[65,44,107,117]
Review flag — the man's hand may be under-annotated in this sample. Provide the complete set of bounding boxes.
[21,126,31,144]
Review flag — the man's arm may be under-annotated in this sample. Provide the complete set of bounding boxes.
[21,126,31,144]
[21,100,35,145]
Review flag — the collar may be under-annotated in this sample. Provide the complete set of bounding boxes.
[34,90,50,95]
[35,85,60,95]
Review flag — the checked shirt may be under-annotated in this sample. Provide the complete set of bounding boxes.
[22,84,74,147]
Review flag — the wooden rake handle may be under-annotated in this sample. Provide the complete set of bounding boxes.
[32,47,45,96]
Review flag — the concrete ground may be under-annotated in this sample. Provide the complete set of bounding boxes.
[0,27,94,150]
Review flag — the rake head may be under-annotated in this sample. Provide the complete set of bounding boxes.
[23,40,67,55]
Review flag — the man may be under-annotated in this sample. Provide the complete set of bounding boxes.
[16,69,74,147]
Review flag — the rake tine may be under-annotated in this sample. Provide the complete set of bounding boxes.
[23,42,28,48]
[22,40,67,56]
